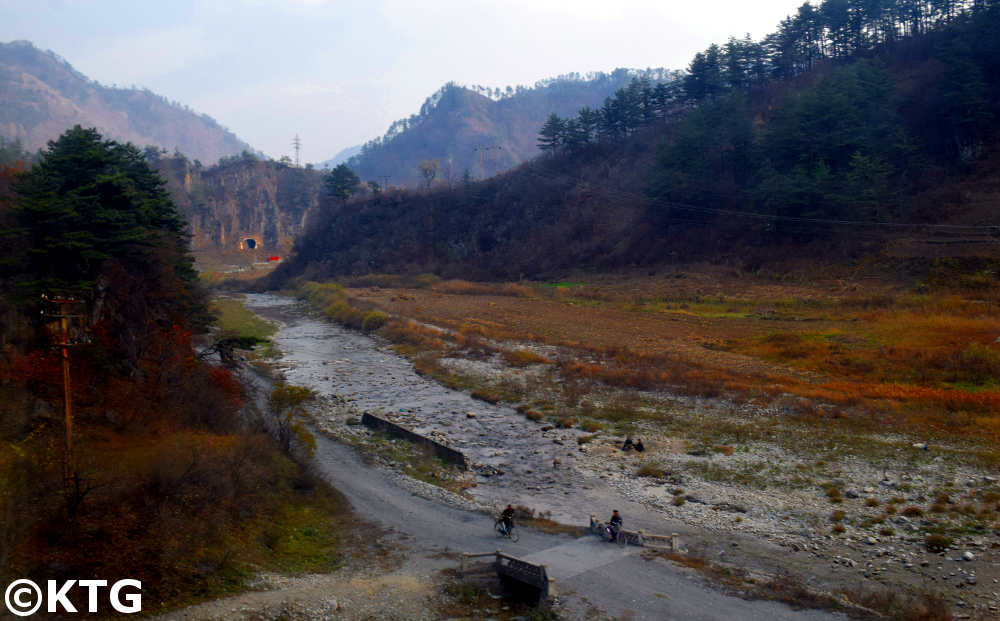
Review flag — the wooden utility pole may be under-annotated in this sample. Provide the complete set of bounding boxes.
[378,173,391,189]
[474,146,487,179]
[487,143,502,174]
[41,296,87,488]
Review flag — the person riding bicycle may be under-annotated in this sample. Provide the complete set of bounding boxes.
[607,510,623,542]
[501,504,516,534]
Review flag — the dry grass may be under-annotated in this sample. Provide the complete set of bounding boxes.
[298,273,1000,444]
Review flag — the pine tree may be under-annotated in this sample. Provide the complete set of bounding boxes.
[325,163,361,206]
[537,113,566,154]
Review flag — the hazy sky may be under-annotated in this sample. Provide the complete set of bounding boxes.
[2,0,809,163]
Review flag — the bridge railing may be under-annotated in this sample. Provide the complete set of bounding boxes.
[589,515,681,551]
[458,550,556,600]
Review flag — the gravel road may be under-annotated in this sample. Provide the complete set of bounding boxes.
[242,293,849,621]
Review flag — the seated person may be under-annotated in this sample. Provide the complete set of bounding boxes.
[607,510,623,541]
[634,438,645,453]
[621,435,634,451]
[501,504,515,533]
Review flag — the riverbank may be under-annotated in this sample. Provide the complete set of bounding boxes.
[243,292,997,618]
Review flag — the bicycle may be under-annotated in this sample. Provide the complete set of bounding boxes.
[595,522,627,547]
[494,516,519,542]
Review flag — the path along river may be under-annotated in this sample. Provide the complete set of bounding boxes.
[245,293,846,621]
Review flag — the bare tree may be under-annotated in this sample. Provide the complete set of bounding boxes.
[417,159,440,190]
[440,158,456,189]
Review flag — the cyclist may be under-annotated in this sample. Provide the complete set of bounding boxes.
[501,504,516,535]
[607,510,623,542]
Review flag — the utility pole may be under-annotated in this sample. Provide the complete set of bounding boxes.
[292,134,302,167]
[670,251,677,278]
[41,296,88,489]
[487,143,502,174]
[378,174,391,189]
[474,146,487,179]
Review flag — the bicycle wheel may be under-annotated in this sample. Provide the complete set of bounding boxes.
[508,525,519,542]
[616,531,627,547]
[495,521,506,538]
[596,523,610,542]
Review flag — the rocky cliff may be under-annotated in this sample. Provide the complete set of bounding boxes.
[153,154,324,254]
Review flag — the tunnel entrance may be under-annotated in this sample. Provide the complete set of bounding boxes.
[243,238,257,250]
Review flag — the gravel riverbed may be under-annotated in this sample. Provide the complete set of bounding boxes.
[245,293,1000,616]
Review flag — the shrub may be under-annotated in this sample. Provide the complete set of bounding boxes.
[361,311,387,332]
[524,409,544,421]
[865,498,880,507]
[503,349,552,367]
[832,524,846,534]
[901,506,923,517]
[936,493,950,504]
[890,496,906,504]
[925,534,953,552]
[880,527,895,536]
[831,510,846,522]
[948,342,1000,384]
[415,273,441,288]
[673,496,686,506]
[555,417,577,429]
[515,404,531,413]
[636,465,665,478]
[499,282,534,298]
[471,389,501,404]
[826,488,843,503]
[886,504,897,514]
[713,445,735,456]
[579,420,603,432]
[577,435,595,445]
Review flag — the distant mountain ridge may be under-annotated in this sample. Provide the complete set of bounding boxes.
[0,40,252,164]
[346,69,679,186]
[320,144,362,169]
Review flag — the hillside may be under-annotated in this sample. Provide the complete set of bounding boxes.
[0,40,252,164]
[344,69,678,186]
[273,0,1000,283]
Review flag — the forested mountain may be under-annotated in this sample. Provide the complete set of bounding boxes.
[343,69,679,186]
[272,0,1000,282]
[0,40,252,164]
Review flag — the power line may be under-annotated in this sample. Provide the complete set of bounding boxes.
[293,134,302,167]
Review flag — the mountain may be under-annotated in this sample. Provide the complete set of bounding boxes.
[346,69,678,186]
[320,144,362,169]
[0,40,251,164]
[272,0,1000,283]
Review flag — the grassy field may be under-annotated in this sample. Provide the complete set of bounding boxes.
[212,294,279,340]
[329,266,1000,447]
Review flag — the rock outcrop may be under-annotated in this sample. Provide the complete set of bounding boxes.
[154,154,325,254]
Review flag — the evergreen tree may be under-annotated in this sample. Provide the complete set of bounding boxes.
[8,126,193,297]
[325,163,361,206]
[537,113,566,154]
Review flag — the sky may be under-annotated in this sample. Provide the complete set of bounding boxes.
[1,0,809,164]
